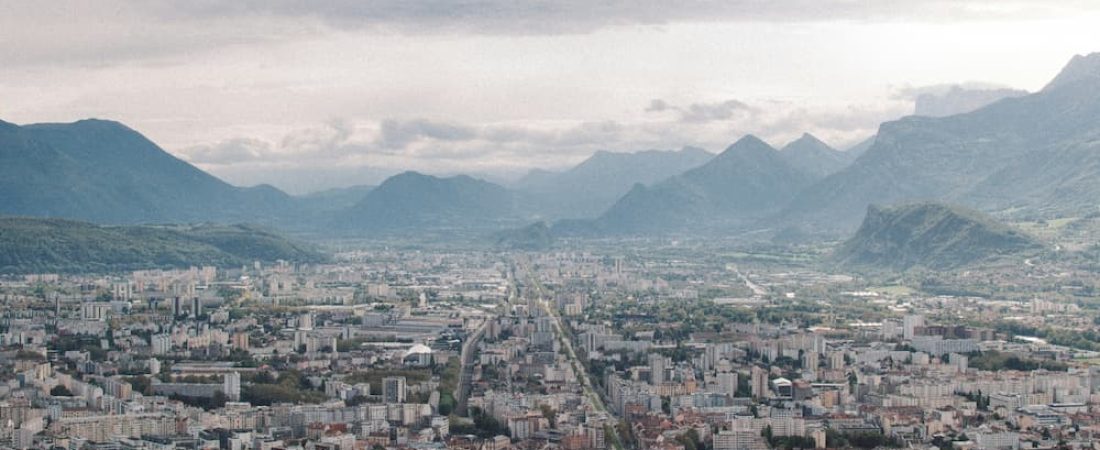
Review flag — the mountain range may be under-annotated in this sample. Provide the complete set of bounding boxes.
[592,135,815,233]
[2,52,1100,243]
[513,147,714,219]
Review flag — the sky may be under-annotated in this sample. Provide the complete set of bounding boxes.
[2,1,1099,194]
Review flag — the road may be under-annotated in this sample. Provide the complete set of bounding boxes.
[519,262,625,450]
[734,267,767,297]
[455,316,489,417]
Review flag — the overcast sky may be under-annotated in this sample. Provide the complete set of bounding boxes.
[2,1,1099,193]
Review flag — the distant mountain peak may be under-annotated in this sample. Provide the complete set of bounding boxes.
[513,147,714,219]
[679,145,710,156]
[393,170,428,178]
[585,147,709,162]
[783,133,832,151]
[74,118,126,127]
[343,170,515,231]
[379,171,493,189]
[732,133,770,147]
[715,134,776,159]
[776,132,849,180]
[30,118,132,133]
[1044,52,1100,91]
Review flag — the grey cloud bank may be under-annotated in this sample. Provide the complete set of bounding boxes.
[159,0,1098,34]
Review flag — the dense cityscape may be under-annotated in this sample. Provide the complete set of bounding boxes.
[3,238,1100,450]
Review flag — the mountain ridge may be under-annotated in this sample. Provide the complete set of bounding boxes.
[0,118,298,225]
[830,202,1041,271]
[778,133,852,179]
[340,171,519,232]
[514,146,714,219]
[594,135,813,233]
[0,216,326,274]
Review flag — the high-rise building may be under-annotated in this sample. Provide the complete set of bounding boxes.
[231,332,250,350]
[750,366,768,399]
[812,429,827,449]
[716,371,738,396]
[1090,367,1100,394]
[172,297,184,319]
[903,314,925,340]
[714,430,761,450]
[950,353,969,373]
[224,372,241,401]
[81,302,110,321]
[383,376,407,404]
[191,297,203,318]
[649,354,667,385]
[802,351,820,375]
[828,352,846,370]
[152,334,172,355]
[294,330,307,353]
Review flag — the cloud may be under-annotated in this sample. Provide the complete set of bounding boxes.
[890,83,1029,117]
[378,119,478,149]
[184,94,912,192]
[0,3,313,69]
[636,97,911,151]
[179,122,365,166]
[892,81,1027,100]
[645,98,761,124]
[680,99,759,123]
[179,138,273,165]
[645,99,672,112]
[3,0,1092,70]
[279,119,356,155]
[182,117,630,175]
[751,102,912,145]
[157,1,1100,35]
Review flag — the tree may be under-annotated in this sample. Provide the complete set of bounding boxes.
[539,404,558,428]
[676,428,703,450]
[50,385,74,396]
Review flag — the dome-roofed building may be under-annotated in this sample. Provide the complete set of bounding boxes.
[403,343,433,366]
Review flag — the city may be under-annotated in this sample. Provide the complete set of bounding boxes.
[4,2,1100,449]
[4,238,1100,449]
